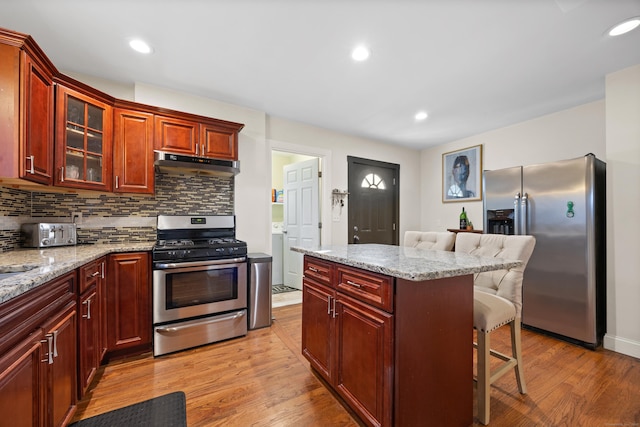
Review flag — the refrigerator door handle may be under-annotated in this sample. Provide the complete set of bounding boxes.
[520,192,529,235]
[514,192,521,235]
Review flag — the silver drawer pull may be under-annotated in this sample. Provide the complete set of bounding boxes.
[309,266,319,273]
[91,271,100,277]
[346,280,362,288]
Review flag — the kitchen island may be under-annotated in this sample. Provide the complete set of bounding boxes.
[292,244,521,427]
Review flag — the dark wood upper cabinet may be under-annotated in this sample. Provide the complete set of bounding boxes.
[201,122,239,160]
[0,30,55,186]
[154,115,199,155]
[54,84,113,192]
[113,108,154,194]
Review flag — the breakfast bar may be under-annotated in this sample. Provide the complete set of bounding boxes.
[292,244,521,427]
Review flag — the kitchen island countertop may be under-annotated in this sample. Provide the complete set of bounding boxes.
[0,242,154,304]
[292,243,521,281]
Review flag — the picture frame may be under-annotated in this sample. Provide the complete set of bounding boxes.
[442,144,482,203]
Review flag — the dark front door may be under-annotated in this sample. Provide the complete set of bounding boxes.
[347,156,399,245]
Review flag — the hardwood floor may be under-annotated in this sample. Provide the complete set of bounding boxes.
[73,303,640,426]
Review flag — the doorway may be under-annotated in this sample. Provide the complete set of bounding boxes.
[347,156,399,245]
[271,151,321,294]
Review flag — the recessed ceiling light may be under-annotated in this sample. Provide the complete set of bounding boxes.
[129,39,153,54]
[415,111,428,121]
[607,17,640,36]
[351,45,370,61]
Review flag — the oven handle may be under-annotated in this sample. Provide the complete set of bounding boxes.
[155,311,246,334]
[154,257,247,269]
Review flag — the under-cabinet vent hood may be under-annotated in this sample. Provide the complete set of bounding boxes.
[154,151,240,177]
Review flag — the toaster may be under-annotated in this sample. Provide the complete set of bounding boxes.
[22,223,77,248]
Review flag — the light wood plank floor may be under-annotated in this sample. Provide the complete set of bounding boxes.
[73,303,640,426]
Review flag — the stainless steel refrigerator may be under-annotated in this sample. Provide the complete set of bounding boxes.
[483,154,606,349]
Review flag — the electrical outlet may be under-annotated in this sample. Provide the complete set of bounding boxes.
[72,212,82,224]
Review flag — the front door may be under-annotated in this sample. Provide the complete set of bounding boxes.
[283,158,320,289]
[347,156,399,245]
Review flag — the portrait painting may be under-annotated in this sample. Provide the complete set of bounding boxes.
[442,144,482,203]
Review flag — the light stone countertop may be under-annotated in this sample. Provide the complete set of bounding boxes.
[292,244,522,281]
[0,242,154,304]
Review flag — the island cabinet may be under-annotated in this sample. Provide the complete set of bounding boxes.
[0,32,55,186]
[302,257,394,427]
[113,107,154,194]
[302,254,474,427]
[105,252,151,359]
[77,257,106,397]
[0,271,78,427]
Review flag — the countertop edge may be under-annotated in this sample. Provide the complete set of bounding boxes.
[0,243,154,304]
[293,245,522,281]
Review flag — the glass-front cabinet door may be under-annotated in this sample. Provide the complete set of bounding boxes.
[55,85,112,191]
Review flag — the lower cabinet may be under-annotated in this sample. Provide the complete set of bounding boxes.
[0,271,77,427]
[302,257,393,427]
[106,252,151,358]
[43,303,77,427]
[77,257,106,397]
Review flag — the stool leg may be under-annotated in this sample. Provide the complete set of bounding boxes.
[511,319,527,394]
[477,330,491,425]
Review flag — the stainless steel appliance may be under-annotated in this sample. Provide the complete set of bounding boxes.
[152,215,248,356]
[154,150,240,177]
[483,154,606,348]
[21,222,77,247]
[247,253,273,330]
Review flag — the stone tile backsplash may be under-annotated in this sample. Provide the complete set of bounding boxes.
[0,173,234,252]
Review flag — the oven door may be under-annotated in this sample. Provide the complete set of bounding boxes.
[153,257,247,324]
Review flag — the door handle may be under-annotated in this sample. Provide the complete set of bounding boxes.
[353,235,360,243]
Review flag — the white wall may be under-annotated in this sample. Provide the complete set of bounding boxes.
[420,101,606,232]
[604,64,640,358]
[267,116,422,245]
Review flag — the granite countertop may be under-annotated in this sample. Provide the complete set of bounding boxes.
[0,242,154,304]
[292,244,522,281]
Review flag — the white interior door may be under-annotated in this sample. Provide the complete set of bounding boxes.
[283,158,320,289]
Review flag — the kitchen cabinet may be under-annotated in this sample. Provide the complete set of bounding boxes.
[0,271,77,427]
[200,122,239,160]
[77,257,106,397]
[113,108,154,194]
[154,115,199,156]
[106,252,151,359]
[0,32,55,186]
[302,257,393,427]
[54,84,113,191]
[155,114,243,161]
[43,302,77,427]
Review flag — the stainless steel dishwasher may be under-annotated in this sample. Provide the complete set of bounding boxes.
[247,253,272,330]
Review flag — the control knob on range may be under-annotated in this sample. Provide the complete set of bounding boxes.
[41,239,50,246]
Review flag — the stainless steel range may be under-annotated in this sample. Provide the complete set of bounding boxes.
[152,215,248,356]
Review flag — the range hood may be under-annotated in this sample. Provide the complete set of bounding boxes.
[154,151,240,177]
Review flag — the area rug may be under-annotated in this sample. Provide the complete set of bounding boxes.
[70,391,186,427]
[272,284,299,294]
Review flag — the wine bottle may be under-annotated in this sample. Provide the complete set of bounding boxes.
[459,207,467,230]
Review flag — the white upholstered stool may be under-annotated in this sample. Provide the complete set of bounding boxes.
[455,233,536,425]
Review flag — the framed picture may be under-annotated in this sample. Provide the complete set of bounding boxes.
[442,144,482,203]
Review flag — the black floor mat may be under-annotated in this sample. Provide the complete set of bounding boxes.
[70,391,186,427]
[272,284,299,294]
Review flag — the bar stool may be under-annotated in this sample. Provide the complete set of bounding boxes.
[455,233,536,425]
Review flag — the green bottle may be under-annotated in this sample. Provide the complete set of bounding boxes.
[459,207,467,229]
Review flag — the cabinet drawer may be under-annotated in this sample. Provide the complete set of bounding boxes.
[336,265,393,312]
[79,260,102,294]
[303,256,333,287]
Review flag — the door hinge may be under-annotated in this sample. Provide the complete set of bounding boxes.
[318,222,322,229]
[318,171,322,178]
[393,223,396,231]
[393,178,396,185]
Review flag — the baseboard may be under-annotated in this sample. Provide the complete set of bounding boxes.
[603,333,640,359]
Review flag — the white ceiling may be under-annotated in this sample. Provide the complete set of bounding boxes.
[2,0,639,150]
